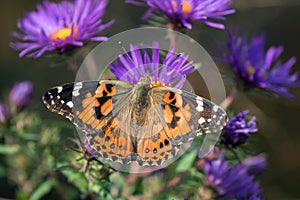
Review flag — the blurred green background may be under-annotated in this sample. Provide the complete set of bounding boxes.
[1,0,300,199]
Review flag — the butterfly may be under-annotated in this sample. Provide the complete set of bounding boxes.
[42,75,227,167]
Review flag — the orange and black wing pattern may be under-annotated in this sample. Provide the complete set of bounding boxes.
[43,81,227,167]
[134,86,227,166]
[43,80,136,164]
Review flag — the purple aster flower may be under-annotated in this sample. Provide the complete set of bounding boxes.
[11,0,114,58]
[9,81,33,109]
[204,158,261,199]
[224,32,300,99]
[221,110,258,148]
[126,0,235,30]
[0,103,10,124]
[242,153,267,176]
[110,42,194,89]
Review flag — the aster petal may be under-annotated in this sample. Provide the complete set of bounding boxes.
[30,46,52,58]
[221,110,257,147]
[242,153,267,175]
[249,35,265,64]
[18,43,48,57]
[141,8,154,20]
[264,46,284,70]
[202,20,225,29]
[204,157,261,199]
[181,19,192,29]
[110,42,194,88]
[125,0,147,7]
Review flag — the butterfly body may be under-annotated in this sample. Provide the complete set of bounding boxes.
[43,75,227,167]
[129,77,152,128]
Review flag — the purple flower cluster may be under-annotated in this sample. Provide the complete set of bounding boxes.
[9,81,33,108]
[0,81,33,124]
[0,104,10,124]
[11,0,114,58]
[221,110,258,147]
[204,154,265,199]
[126,0,235,29]
[242,153,267,176]
[224,32,300,99]
[110,42,195,89]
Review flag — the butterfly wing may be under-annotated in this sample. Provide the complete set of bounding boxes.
[43,80,136,164]
[135,86,227,166]
[151,86,228,143]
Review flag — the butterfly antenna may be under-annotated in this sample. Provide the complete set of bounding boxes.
[118,41,138,66]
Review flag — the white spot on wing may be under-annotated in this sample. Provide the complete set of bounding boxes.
[72,90,80,97]
[213,105,219,112]
[74,82,83,90]
[66,101,74,108]
[196,96,204,106]
[196,105,204,112]
[72,82,82,97]
[198,117,206,125]
[57,86,63,93]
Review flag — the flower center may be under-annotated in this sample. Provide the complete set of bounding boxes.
[172,0,192,14]
[150,77,164,88]
[50,24,78,41]
[247,66,255,76]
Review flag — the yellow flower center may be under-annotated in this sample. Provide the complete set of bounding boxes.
[172,0,192,14]
[50,24,78,41]
[247,66,255,76]
[150,77,164,88]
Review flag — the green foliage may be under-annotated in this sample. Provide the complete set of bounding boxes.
[30,179,54,200]
[176,150,197,173]
[0,104,263,199]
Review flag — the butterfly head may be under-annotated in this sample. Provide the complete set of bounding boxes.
[132,74,164,108]
[138,73,164,89]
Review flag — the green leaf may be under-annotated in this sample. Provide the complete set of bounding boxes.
[29,179,54,200]
[176,150,197,173]
[61,170,88,195]
[0,144,20,155]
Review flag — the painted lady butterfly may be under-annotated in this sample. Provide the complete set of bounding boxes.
[43,75,227,166]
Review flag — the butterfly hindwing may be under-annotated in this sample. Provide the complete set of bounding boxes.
[136,128,180,166]
[86,118,135,165]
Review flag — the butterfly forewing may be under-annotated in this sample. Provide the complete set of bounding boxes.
[151,86,228,141]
